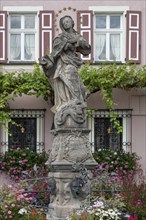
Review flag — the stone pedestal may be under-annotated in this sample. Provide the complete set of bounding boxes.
[46,125,97,219]
[47,172,82,220]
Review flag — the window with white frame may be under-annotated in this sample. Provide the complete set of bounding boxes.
[9,14,37,61]
[94,14,123,62]
[87,110,132,152]
[1,109,45,153]
[1,6,54,64]
[88,6,129,63]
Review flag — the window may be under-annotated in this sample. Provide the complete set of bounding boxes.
[78,7,141,64]
[87,110,132,152]
[94,117,122,151]
[0,7,54,64]
[9,14,37,62]
[94,14,123,62]
[1,109,45,153]
[8,117,37,151]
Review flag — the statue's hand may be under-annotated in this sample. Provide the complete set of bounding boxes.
[68,37,77,44]
[64,43,74,51]
[41,56,53,69]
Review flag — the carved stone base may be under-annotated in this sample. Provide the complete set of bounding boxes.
[46,128,97,219]
[48,172,82,220]
[46,128,96,166]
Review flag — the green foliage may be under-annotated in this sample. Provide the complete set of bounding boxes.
[80,62,146,131]
[0,64,53,127]
[1,62,146,130]
[80,62,146,94]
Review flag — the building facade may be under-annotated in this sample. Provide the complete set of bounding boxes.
[0,0,146,174]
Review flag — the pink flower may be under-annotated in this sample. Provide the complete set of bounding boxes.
[8,211,12,215]
[17,194,24,200]
[129,215,138,220]
[134,199,142,205]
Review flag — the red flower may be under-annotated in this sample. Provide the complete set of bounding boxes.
[129,215,138,220]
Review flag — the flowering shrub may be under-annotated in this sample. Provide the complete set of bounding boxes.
[119,168,146,220]
[68,195,125,220]
[0,183,47,220]
[0,147,48,181]
[0,148,50,217]
[93,149,140,174]
[68,150,146,220]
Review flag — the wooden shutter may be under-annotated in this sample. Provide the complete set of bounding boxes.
[39,11,54,62]
[0,11,7,63]
[77,10,93,62]
[126,11,141,63]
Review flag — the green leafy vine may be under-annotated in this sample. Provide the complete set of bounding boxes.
[80,62,146,131]
[0,62,146,132]
[0,64,53,127]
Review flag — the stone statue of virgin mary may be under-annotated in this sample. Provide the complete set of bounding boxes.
[41,15,91,127]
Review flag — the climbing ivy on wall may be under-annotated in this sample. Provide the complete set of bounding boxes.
[0,62,146,130]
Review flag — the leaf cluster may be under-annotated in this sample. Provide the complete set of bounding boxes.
[0,64,53,126]
[80,62,146,131]
[0,62,146,130]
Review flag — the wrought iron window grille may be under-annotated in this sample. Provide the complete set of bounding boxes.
[87,109,132,153]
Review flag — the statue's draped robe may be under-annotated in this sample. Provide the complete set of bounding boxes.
[50,31,91,113]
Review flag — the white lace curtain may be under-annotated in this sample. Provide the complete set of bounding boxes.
[25,34,35,60]
[10,35,21,60]
[95,34,120,61]
[10,34,35,60]
[110,34,120,60]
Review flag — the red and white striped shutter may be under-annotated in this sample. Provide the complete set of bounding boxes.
[126,11,141,63]
[0,11,7,63]
[39,11,54,62]
[77,11,93,62]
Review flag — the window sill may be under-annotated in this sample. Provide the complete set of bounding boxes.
[93,61,123,65]
[7,61,38,65]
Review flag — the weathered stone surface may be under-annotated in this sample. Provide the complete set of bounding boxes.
[46,128,94,165]
[41,15,97,219]
[48,172,82,219]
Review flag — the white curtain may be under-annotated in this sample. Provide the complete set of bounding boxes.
[25,34,35,60]
[10,35,21,60]
[110,34,120,60]
[95,34,106,60]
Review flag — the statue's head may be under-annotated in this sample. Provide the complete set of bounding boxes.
[59,15,75,31]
